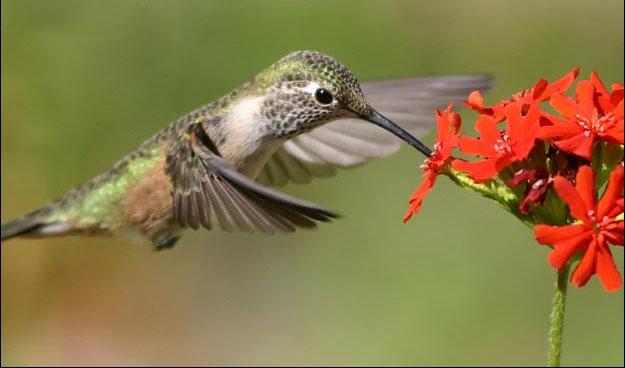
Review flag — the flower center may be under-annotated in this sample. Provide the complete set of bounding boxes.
[493,133,512,154]
[575,111,615,136]
[423,154,441,171]
[588,210,620,235]
[587,209,597,222]
[421,142,447,171]
[598,214,619,232]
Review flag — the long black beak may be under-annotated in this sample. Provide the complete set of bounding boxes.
[363,110,432,157]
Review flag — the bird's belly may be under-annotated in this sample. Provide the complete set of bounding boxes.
[121,156,174,239]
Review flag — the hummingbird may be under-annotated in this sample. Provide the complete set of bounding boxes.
[1,50,491,250]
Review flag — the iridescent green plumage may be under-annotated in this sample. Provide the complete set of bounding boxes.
[52,146,164,227]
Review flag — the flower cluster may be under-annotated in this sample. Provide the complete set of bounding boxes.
[404,70,624,292]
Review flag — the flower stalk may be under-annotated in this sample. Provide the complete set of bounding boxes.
[548,263,570,367]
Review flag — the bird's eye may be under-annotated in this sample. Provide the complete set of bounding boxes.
[314,88,333,105]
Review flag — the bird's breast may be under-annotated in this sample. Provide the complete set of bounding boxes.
[208,96,284,178]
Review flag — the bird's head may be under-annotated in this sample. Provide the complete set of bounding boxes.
[249,50,432,156]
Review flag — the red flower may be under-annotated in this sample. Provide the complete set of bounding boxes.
[591,71,624,115]
[534,165,624,292]
[465,68,579,121]
[451,102,540,183]
[539,78,624,161]
[404,104,461,222]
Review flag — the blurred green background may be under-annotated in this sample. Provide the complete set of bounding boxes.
[1,0,623,366]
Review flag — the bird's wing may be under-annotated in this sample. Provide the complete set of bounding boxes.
[165,123,338,233]
[256,74,493,186]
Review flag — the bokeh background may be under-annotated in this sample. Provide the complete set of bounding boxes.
[1,0,623,366]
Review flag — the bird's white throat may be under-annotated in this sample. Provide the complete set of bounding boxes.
[211,95,284,178]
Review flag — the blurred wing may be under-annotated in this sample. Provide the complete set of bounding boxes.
[361,75,493,133]
[257,74,493,186]
[166,123,338,233]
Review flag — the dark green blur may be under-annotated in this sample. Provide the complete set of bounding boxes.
[1,0,623,365]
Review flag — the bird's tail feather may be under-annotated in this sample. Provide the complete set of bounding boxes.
[1,207,69,242]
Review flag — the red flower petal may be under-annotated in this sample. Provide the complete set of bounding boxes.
[403,171,437,222]
[531,79,549,100]
[611,84,624,107]
[535,224,592,269]
[575,80,597,116]
[574,165,596,213]
[457,136,497,157]
[494,156,516,174]
[553,174,591,223]
[597,165,624,219]
[534,223,589,244]
[436,105,460,144]
[590,71,609,97]
[551,133,595,161]
[596,242,623,292]
[504,102,523,138]
[539,118,584,140]
[614,99,624,120]
[604,222,624,245]
[550,92,577,119]
[475,114,501,144]
[599,127,625,145]
[507,103,540,159]
[571,238,598,287]
[591,72,616,115]
[606,198,624,219]
[451,158,500,183]
[541,67,580,99]
[465,91,486,111]
[548,231,593,269]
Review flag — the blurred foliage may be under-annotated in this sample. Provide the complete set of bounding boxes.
[1,0,623,365]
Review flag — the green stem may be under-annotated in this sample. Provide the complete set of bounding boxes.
[548,264,570,367]
[443,168,535,227]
